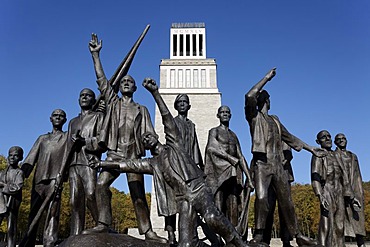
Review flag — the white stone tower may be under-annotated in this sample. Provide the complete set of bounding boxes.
[150,22,222,232]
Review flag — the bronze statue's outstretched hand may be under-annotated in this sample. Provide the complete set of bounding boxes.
[142,78,158,93]
[311,147,327,158]
[265,67,276,81]
[89,33,102,53]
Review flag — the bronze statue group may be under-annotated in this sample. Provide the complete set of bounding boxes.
[0,30,366,247]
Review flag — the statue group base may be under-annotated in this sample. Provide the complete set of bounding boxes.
[56,232,361,247]
[58,232,167,247]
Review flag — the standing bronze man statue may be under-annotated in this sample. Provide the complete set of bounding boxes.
[85,34,165,242]
[244,68,325,246]
[67,88,105,235]
[0,146,24,247]
[164,94,205,244]
[311,130,359,247]
[173,94,204,170]
[20,109,68,247]
[334,133,366,247]
[205,105,253,226]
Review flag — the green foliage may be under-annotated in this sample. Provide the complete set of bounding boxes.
[290,183,320,238]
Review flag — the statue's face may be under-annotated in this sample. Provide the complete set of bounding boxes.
[217,106,231,123]
[317,131,332,150]
[119,76,136,95]
[142,133,158,150]
[79,89,95,109]
[334,134,347,149]
[50,109,66,128]
[8,149,22,166]
[265,97,271,110]
[257,90,270,111]
[175,96,190,115]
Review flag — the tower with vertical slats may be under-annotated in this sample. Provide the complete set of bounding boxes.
[150,22,221,231]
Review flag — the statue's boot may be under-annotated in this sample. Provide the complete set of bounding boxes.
[82,223,109,234]
[295,233,317,246]
[145,230,168,244]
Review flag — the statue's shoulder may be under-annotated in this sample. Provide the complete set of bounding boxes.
[39,133,52,139]
[270,114,280,121]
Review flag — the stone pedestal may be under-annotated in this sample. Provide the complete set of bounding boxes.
[58,233,168,247]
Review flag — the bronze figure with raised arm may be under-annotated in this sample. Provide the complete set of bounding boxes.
[83,34,165,243]
[164,94,208,245]
[244,68,326,246]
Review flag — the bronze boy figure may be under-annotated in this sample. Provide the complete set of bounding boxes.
[0,146,24,247]
[20,109,68,247]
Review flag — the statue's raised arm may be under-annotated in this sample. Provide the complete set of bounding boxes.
[89,33,108,90]
[245,68,276,122]
[246,67,276,99]
[143,78,171,116]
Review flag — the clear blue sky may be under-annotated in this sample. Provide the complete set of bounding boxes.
[1,1,369,193]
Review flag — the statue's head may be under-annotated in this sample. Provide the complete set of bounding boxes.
[257,90,270,111]
[141,132,159,150]
[217,105,231,124]
[79,88,96,110]
[50,109,67,128]
[8,146,24,166]
[316,130,332,150]
[334,133,347,149]
[119,75,137,96]
[174,94,191,115]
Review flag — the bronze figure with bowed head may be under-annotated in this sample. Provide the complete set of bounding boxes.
[205,105,253,227]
